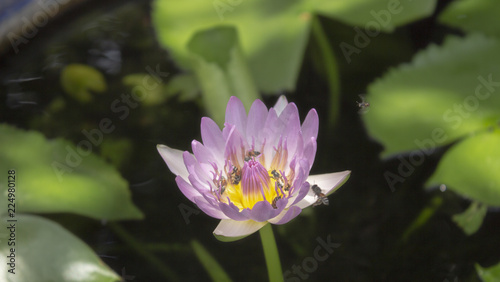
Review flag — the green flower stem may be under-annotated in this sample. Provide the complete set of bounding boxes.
[311,15,341,129]
[109,222,179,281]
[259,224,283,282]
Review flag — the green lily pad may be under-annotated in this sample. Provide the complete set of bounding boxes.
[0,124,143,220]
[0,214,120,281]
[152,0,436,92]
[476,262,500,282]
[439,0,500,38]
[187,26,260,124]
[426,130,500,207]
[60,64,107,103]
[362,34,500,156]
[452,201,487,235]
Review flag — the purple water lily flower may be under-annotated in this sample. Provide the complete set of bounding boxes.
[158,96,350,240]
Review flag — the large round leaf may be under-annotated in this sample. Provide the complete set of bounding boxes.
[0,215,120,282]
[187,26,260,125]
[439,0,500,38]
[362,34,500,156]
[0,124,143,220]
[426,130,500,207]
[152,0,436,92]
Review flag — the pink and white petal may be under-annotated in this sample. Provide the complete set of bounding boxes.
[200,117,225,160]
[213,219,267,240]
[262,109,285,167]
[247,201,282,222]
[157,145,189,180]
[193,196,228,219]
[273,95,288,116]
[218,202,250,221]
[246,99,269,143]
[278,104,301,147]
[295,171,351,209]
[302,137,317,170]
[279,103,300,131]
[191,140,215,164]
[175,176,203,203]
[289,181,311,207]
[223,124,247,165]
[301,109,319,141]
[268,206,302,224]
[263,108,285,140]
[188,174,211,196]
[183,152,211,190]
[225,96,247,138]
[283,130,302,166]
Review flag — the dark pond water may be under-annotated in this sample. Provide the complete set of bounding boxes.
[1,1,499,281]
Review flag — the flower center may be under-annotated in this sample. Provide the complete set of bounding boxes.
[211,141,294,210]
[239,160,273,209]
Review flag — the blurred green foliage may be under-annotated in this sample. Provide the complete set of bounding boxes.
[361,0,500,242]
[0,215,120,281]
[362,34,500,156]
[0,124,143,220]
[0,124,142,281]
[152,0,436,93]
[452,201,487,235]
[187,26,260,124]
[427,130,500,207]
[440,0,500,37]
[476,262,500,282]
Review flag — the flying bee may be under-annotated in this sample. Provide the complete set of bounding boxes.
[356,94,370,114]
[311,184,329,207]
[244,150,261,161]
[228,166,241,185]
[272,195,281,209]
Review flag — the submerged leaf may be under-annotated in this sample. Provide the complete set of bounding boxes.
[122,73,167,106]
[60,64,107,103]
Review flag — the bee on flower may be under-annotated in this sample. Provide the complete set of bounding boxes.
[158,96,350,240]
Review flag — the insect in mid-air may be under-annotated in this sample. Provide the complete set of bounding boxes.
[356,94,370,114]
[311,184,329,207]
